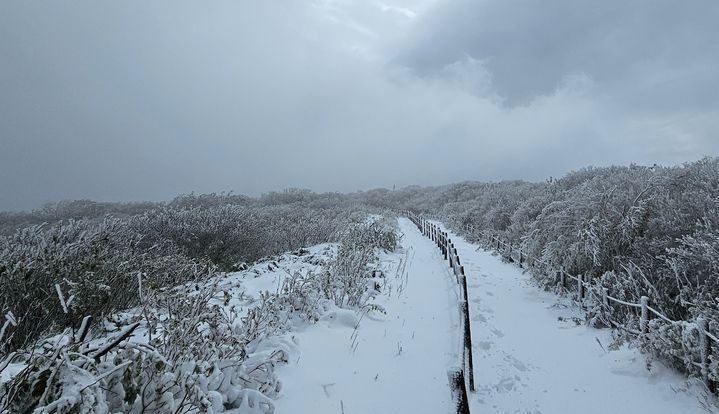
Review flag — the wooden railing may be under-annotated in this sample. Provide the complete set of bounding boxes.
[400,211,473,413]
[398,210,718,397]
[471,224,717,394]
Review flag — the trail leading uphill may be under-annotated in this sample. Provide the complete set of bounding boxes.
[274,218,459,413]
[266,217,716,413]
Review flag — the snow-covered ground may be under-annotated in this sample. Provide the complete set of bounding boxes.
[5,216,714,413]
[0,243,340,411]
[274,218,460,413]
[432,222,718,414]
[1,218,464,413]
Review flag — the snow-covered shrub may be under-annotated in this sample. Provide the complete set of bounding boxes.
[0,218,210,355]
[0,285,282,413]
[1,193,369,355]
[131,204,260,271]
[132,203,354,271]
[324,218,398,308]
[0,200,160,236]
[1,211,397,412]
[337,216,399,253]
[2,275,299,413]
[276,270,326,323]
[353,157,719,382]
[326,245,377,308]
[663,217,719,322]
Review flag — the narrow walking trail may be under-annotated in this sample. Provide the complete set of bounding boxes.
[274,218,459,413]
[437,224,717,414]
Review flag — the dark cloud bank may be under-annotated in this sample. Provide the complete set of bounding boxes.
[1,0,717,211]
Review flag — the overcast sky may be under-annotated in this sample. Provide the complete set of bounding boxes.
[1,0,718,210]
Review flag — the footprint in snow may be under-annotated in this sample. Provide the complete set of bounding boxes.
[491,328,504,338]
[504,355,529,372]
[472,314,488,322]
[495,377,517,393]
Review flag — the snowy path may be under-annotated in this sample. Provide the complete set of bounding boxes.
[437,225,717,414]
[274,218,459,413]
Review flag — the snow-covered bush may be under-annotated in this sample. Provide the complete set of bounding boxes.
[324,218,398,308]
[0,218,210,355]
[0,283,282,413]
[663,217,719,322]
[132,203,354,271]
[337,215,399,253]
[0,192,367,356]
[0,199,160,236]
[353,157,719,381]
[1,215,398,413]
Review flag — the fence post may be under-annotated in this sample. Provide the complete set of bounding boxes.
[560,266,566,289]
[459,269,475,392]
[447,369,470,414]
[697,317,717,393]
[450,244,455,269]
[444,234,449,261]
[577,274,584,307]
[519,250,524,266]
[640,296,649,334]
[451,244,457,271]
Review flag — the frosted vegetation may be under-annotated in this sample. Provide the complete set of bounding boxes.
[0,191,372,354]
[0,191,398,411]
[365,157,719,382]
[1,157,718,411]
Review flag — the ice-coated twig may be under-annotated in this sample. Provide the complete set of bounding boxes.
[0,311,18,344]
[79,360,133,392]
[74,315,93,343]
[0,351,16,373]
[55,283,69,314]
[91,321,140,362]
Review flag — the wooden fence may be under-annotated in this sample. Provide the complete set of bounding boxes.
[401,211,474,413]
[400,209,717,401]
[476,225,717,394]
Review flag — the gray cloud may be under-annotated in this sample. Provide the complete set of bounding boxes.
[396,0,719,107]
[1,0,717,210]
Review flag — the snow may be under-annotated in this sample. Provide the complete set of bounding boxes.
[273,218,459,413]
[0,362,23,384]
[432,222,718,414]
[4,216,716,413]
[0,243,339,410]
